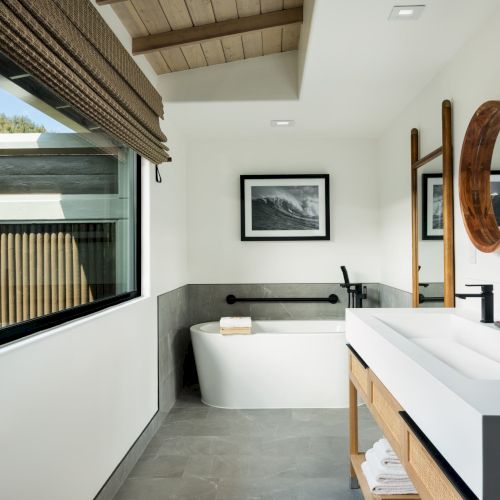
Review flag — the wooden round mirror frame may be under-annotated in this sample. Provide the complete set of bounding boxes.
[459,100,500,253]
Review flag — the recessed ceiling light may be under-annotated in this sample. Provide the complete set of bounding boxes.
[271,120,294,127]
[389,5,425,20]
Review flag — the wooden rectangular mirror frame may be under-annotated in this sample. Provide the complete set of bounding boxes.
[411,100,455,308]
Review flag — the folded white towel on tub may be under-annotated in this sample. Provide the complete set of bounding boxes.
[361,460,417,495]
[220,317,252,328]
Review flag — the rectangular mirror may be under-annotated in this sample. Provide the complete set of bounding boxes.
[411,100,455,308]
[417,159,445,306]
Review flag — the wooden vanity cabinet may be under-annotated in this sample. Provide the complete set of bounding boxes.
[348,346,468,500]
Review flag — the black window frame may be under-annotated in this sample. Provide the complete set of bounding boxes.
[0,154,142,348]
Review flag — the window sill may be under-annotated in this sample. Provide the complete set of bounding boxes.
[0,293,146,351]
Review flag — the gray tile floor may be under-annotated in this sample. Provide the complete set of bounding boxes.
[114,390,381,500]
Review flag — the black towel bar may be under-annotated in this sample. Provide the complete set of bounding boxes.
[226,294,339,305]
[419,294,444,304]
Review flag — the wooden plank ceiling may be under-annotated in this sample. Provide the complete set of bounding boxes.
[97,0,304,74]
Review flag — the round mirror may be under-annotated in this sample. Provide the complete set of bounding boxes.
[459,101,500,252]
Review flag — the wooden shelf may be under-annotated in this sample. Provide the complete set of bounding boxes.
[349,348,467,500]
[350,453,420,500]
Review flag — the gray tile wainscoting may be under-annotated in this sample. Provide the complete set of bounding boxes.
[188,283,380,325]
[418,282,445,308]
[378,283,412,308]
[378,282,444,308]
[158,285,191,412]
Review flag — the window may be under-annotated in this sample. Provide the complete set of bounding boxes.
[0,52,140,346]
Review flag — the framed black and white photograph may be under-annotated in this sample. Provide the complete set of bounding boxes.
[422,173,443,240]
[491,170,500,226]
[240,174,330,241]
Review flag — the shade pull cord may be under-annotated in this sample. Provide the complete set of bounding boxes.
[155,165,162,183]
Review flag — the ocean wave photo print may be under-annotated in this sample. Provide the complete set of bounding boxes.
[422,173,443,240]
[241,175,330,241]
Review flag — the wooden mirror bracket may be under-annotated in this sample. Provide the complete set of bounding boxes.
[459,101,500,253]
[411,100,455,308]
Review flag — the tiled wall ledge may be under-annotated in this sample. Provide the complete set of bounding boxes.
[378,283,413,308]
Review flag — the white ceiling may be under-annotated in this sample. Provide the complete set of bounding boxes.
[158,0,500,140]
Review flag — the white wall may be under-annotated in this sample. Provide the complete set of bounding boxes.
[0,298,157,500]
[0,4,189,499]
[150,127,189,296]
[378,6,500,318]
[159,51,299,103]
[0,142,188,500]
[187,137,380,284]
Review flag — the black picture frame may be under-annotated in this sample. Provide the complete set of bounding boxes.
[422,173,443,240]
[240,174,330,241]
[491,170,500,226]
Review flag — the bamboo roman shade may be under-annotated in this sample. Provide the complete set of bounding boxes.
[0,0,170,164]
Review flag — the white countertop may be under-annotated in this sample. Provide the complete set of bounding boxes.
[346,307,500,499]
[347,307,500,415]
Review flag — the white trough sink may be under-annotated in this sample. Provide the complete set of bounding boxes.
[376,312,500,380]
[346,308,500,499]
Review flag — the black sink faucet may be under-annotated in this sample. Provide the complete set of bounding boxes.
[455,284,494,323]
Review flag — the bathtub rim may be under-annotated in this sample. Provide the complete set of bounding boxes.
[190,319,346,336]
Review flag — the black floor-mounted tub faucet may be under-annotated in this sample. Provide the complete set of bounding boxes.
[340,266,367,308]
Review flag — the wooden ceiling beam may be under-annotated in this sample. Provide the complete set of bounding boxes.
[132,7,303,55]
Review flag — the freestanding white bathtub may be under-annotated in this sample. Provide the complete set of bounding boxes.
[190,320,348,409]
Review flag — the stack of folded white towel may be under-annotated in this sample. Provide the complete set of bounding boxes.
[361,438,417,495]
[219,316,252,335]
